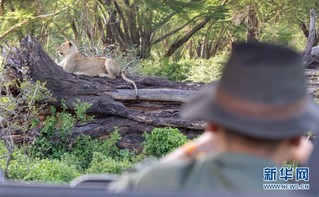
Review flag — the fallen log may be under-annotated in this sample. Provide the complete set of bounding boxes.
[4,36,205,150]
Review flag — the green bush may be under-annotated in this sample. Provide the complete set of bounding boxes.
[142,127,188,157]
[185,52,227,82]
[30,105,75,159]
[94,130,121,158]
[5,151,79,183]
[138,58,190,81]
[85,152,133,174]
[30,100,92,160]
[62,130,143,172]
[72,99,94,122]
[61,135,97,171]
[138,54,226,82]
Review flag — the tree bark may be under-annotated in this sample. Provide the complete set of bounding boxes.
[302,8,318,68]
[246,5,259,42]
[5,36,205,150]
[0,0,4,16]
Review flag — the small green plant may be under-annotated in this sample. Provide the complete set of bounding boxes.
[85,152,133,174]
[142,127,188,157]
[73,99,93,122]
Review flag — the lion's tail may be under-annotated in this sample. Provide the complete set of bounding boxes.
[120,71,139,99]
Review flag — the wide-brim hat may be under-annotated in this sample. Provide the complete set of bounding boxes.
[181,42,319,139]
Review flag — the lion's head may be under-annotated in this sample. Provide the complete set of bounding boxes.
[57,41,78,56]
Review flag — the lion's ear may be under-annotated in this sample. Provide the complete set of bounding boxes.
[68,41,72,47]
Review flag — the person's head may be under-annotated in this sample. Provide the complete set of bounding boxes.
[182,42,319,164]
[206,123,302,165]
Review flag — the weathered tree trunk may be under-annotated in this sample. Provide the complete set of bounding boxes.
[0,0,4,16]
[300,21,318,46]
[303,9,319,68]
[5,36,205,150]
[246,5,259,42]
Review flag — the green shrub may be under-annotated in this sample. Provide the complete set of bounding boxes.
[72,99,93,122]
[30,105,75,159]
[185,53,227,82]
[6,151,79,183]
[85,152,133,174]
[62,130,143,172]
[30,100,92,160]
[142,127,188,157]
[138,54,226,82]
[94,130,122,158]
[91,130,145,163]
[138,58,189,81]
[62,135,97,171]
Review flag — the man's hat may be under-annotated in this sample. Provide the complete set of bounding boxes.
[181,42,319,139]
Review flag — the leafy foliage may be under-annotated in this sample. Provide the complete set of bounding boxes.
[0,128,145,183]
[139,58,189,81]
[142,127,188,157]
[61,135,97,171]
[185,52,228,82]
[72,99,94,122]
[0,147,79,183]
[30,101,92,159]
[61,130,144,172]
[85,152,133,174]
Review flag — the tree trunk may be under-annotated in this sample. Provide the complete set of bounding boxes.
[302,8,318,68]
[164,18,210,57]
[246,5,259,42]
[0,0,4,16]
[4,36,205,150]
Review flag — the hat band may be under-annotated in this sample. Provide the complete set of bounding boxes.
[214,86,307,119]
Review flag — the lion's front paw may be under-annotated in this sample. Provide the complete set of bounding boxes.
[74,71,84,75]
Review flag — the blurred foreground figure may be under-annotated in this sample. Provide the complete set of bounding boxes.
[109,42,319,192]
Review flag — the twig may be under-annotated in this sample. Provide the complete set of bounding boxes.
[0,155,8,159]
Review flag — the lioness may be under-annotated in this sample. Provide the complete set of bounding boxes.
[57,41,138,97]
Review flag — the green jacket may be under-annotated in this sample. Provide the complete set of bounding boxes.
[109,152,278,192]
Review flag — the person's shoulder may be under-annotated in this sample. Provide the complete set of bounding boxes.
[109,158,194,192]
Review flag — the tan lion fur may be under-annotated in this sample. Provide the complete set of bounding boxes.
[57,41,138,97]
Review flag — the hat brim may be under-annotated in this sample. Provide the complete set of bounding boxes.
[181,84,319,139]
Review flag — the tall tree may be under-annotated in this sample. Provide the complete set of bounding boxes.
[246,4,259,42]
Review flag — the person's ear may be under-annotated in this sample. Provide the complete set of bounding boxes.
[206,123,219,133]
